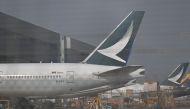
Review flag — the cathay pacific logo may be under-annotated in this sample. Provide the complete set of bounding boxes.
[168,67,184,84]
[97,21,134,63]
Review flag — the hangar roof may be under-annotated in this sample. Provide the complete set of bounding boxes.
[0,12,60,44]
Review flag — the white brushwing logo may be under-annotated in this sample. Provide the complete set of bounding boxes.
[97,21,134,63]
[168,67,184,84]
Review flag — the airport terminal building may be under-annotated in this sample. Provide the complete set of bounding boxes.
[0,12,94,63]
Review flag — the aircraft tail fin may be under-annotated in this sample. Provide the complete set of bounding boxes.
[83,11,145,66]
[168,62,189,84]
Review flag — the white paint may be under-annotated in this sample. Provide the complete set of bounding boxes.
[129,68,145,78]
[168,67,184,84]
[66,36,71,49]
[98,21,134,63]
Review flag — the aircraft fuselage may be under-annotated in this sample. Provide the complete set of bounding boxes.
[0,63,120,96]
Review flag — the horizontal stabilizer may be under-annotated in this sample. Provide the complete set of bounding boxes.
[126,79,137,86]
[93,65,143,77]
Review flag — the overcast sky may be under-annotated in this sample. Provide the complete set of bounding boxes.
[0,0,189,81]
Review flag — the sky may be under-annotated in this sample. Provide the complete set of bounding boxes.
[0,0,189,82]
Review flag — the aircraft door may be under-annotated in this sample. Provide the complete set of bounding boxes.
[66,71,74,83]
[0,71,3,83]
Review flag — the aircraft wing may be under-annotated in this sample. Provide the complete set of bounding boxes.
[28,79,136,99]
[59,79,136,98]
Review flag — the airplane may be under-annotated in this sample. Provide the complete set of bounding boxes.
[165,62,190,97]
[116,62,190,97]
[165,63,190,97]
[0,11,145,98]
[180,74,190,88]
[162,62,189,88]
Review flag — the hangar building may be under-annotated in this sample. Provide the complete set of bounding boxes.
[0,12,94,63]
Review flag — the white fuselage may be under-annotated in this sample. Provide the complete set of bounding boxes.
[0,63,120,97]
